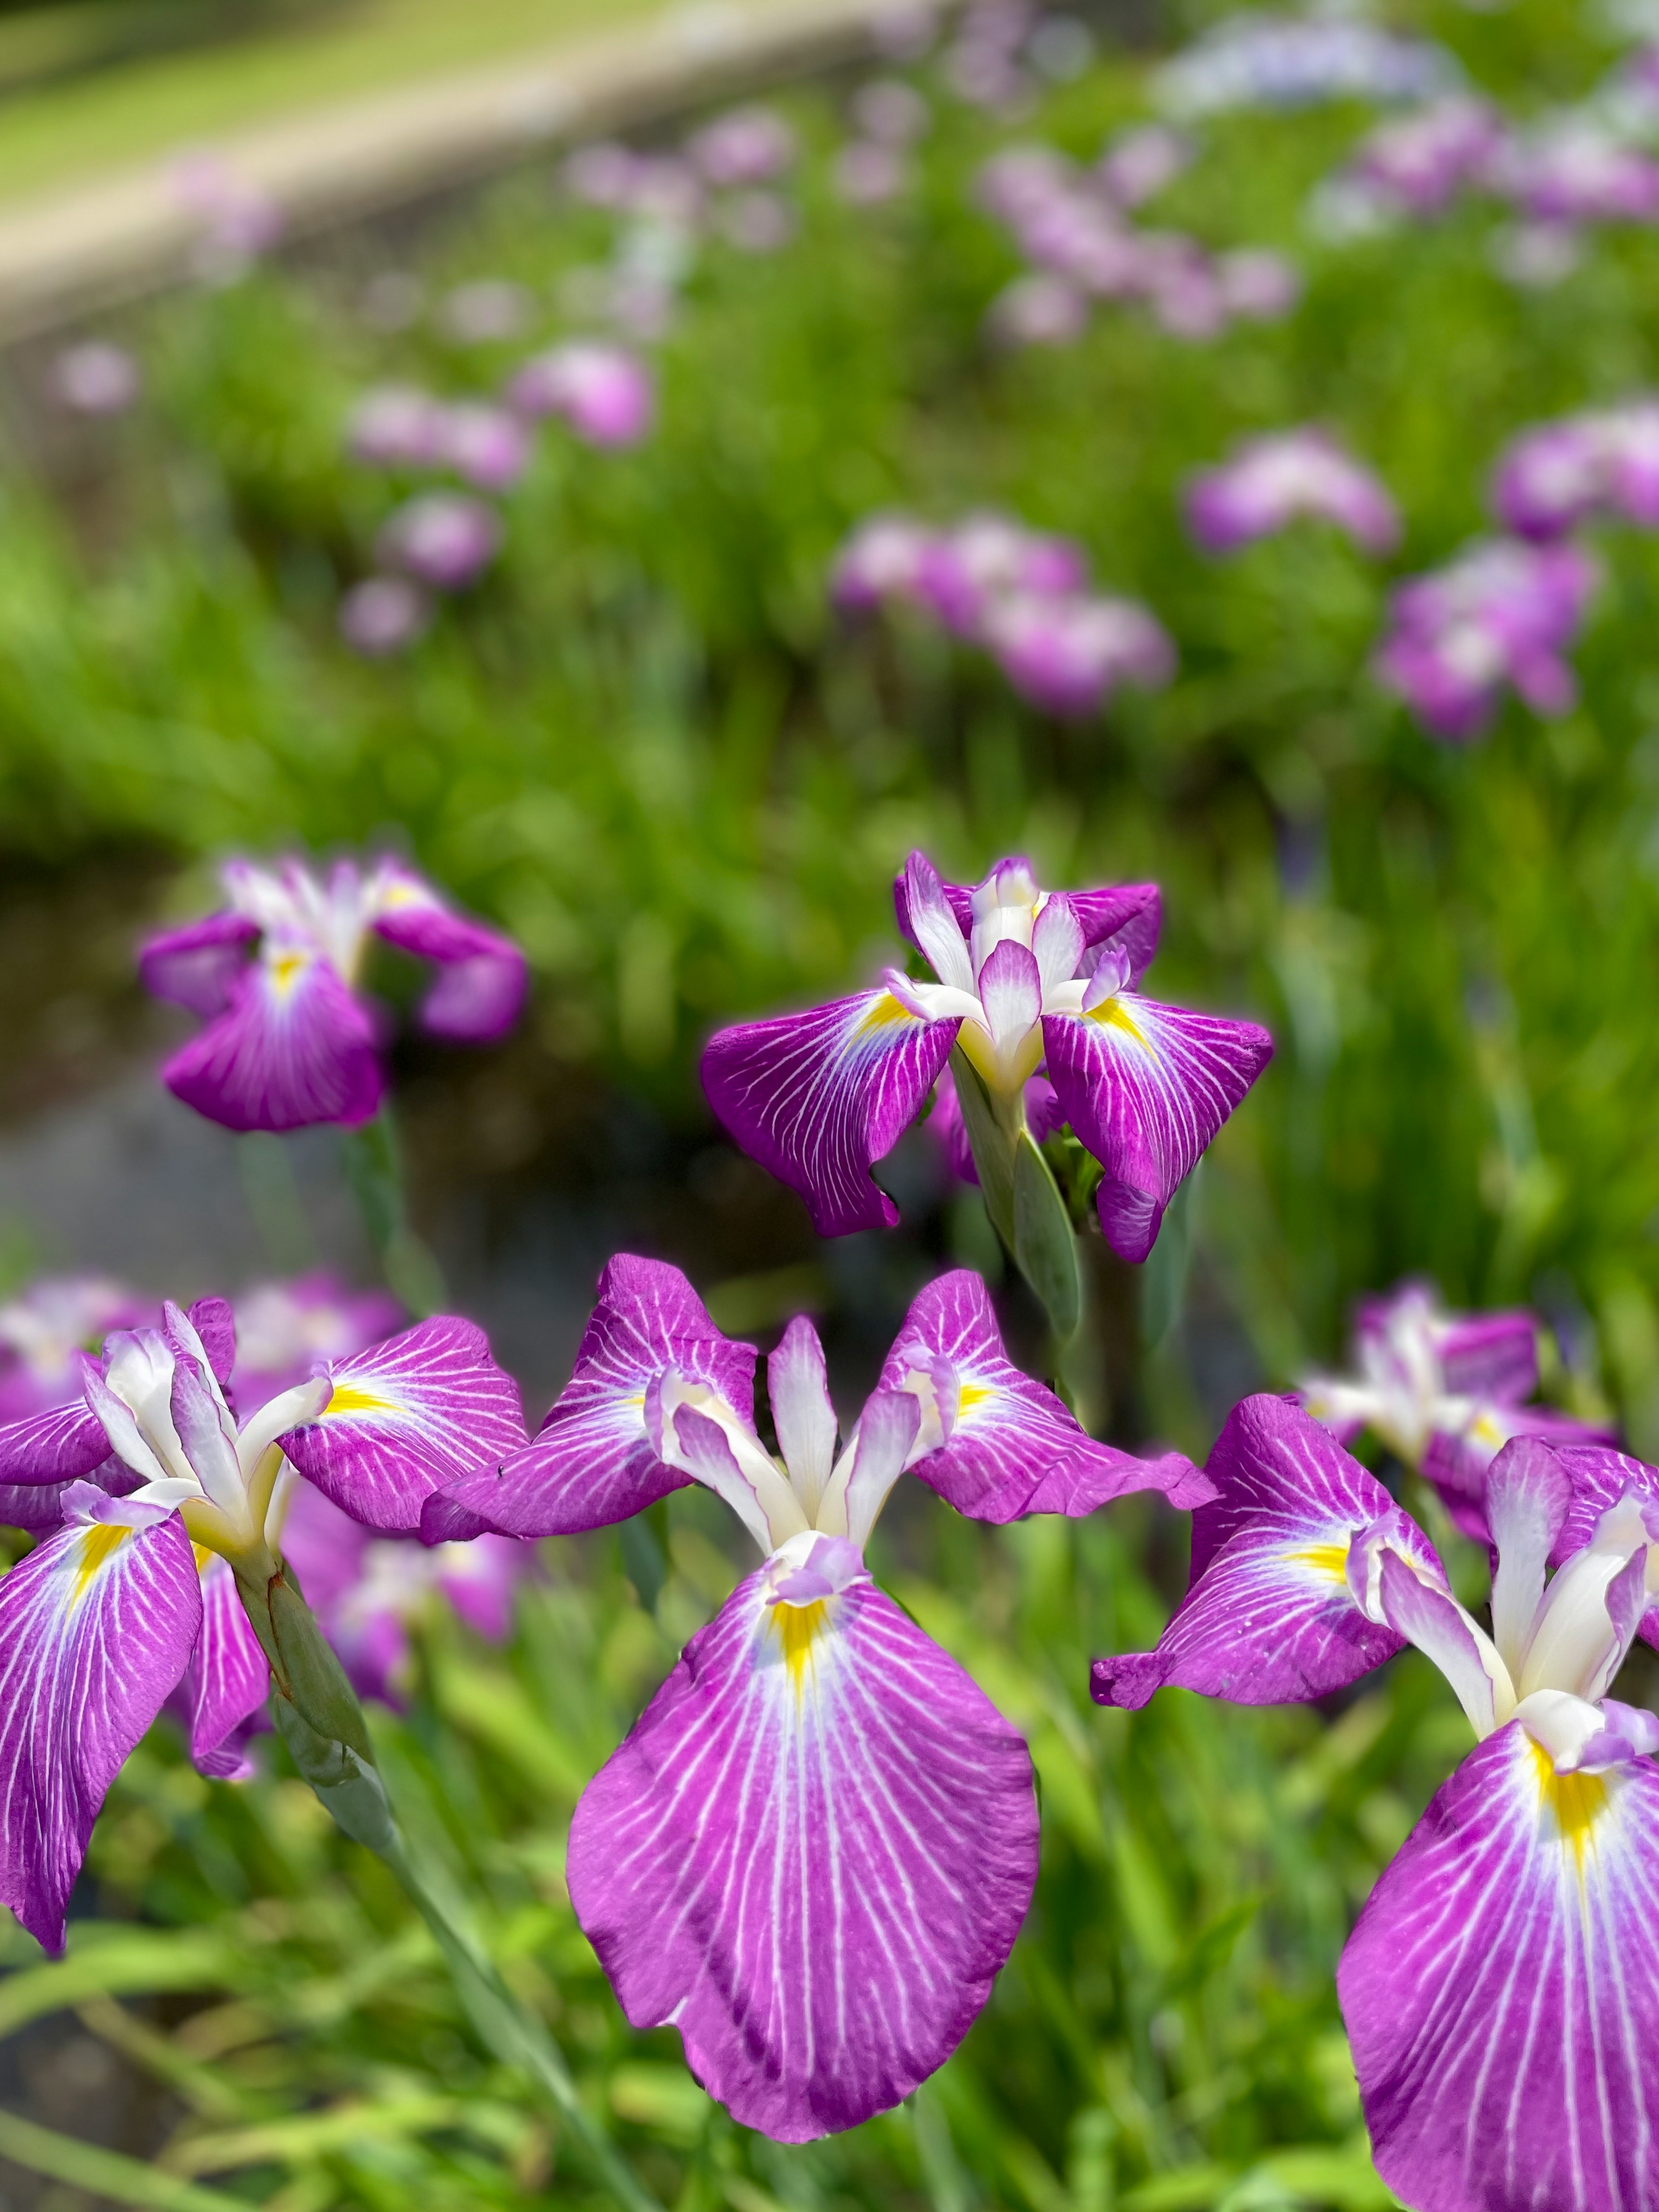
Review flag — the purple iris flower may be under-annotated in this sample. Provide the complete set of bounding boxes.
[700,850,1272,1262]
[1375,536,1598,742]
[1154,16,1457,118]
[1095,1397,1659,2212]
[685,106,798,188]
[0,1277,153,1532]
[1492,400,1659,539]
[139,855,527,1133]
[439,402,531,493]
[230,1271,405,1408]
[506,342,655,448]
[1185,427,1400,555]
[916,512,1090,636]
[988,270,1090,346]
[347,386,451,470]
[337,575,431,658]
[833,140,910,206]
[378,492,501,590]
[1300,1279,1613,1541]
[1338,96,1507,220]
[849,78,930,146]
[423,1254,1210,2136]
[829,511,939,612]
[981,588,1176,715]
[1095,123,1192,209]
[0,1294,524,1947]
[1490,125,1659,226]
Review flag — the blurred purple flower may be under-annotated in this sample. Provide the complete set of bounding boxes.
[1490,219,1583,289]
[1490,126,1659,226]
[1156,16,1457,118]
[1376,537,1598,742]
[564,141,642,210]
[232,1273,405,1409]
[378,493,501,591]
[507,341,654,448]
[1214,248,1301,321]
[439,280,534,344]
[989,270,1090,346]
[1492,401,1659,538]
[718,189,797,253]
[337,576,431,658]
[916,512,1089,636]
[0,1277,150,1447]
[1096,124,1192,209]
[1186,427,1399,555]
[850,78,930,145]
[829,512,937,612]
[440,402,532,492]
[686,105,797,188]
[171,151,283,272]
[1339,96,1508,220]
[50,342,140,417]
[346,386,450,470]
[983,590,1176,716]
[834,142,909,205]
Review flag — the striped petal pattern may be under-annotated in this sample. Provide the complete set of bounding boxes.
[0,1489,202,1950]
[161,951,384,1134]
[1092,1395,1432,1710]
[567,1564,1038,2141]
[1340,1720,1659,2212]
[179,1552,269,1779]
[1043,995,1273,1263]
[0,1394,116,1490]
[279,1317,527,1533]
[702,990,959,1236]
[422,1256,756,1541]
[880,1271,1211,1521]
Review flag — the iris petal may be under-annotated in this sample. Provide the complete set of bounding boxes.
[160,954,384,1134]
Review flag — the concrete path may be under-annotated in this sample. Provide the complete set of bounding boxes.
[0,0,919,340]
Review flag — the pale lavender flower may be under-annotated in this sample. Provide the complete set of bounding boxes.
[1493,401,1659,537]
[507,341,654,448]
[439,280,534,344]
[1095,123,1193,209]
[850,78,931,145]
[982,589,1176,716]
[231,1273,404,1408]
[1094,1403,1659,2212]
[701,851,1270,1259]
[1490,125,1659,226]
[834,142,909,205]
[346,386,450,471]
[563,142,642,210]
[1156,16,1458,119]
[1186,427,1400,555]
[49,342,140,417]
[686,105,797,188]
[988,270,1090,345]
[378,493,501,590]
[337,576,431,658]
[170,151,283,271]
[916,512,1089,636]
[828,512,938,612]
[871,0,936,61]
[140,855,526,1132]
[1214,247,1301,320]
[718,189,797,253]
[1376,537,1598,742]
[975,143,1077,225]
[0,1297,524,1945]
[424,1254,1206,2136]
[440,402,532,492]
[1341,96,1508,219]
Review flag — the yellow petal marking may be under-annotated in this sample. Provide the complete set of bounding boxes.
[73,1521,129,1602]
[268,951,309,998]
[855,992,915,1036]
[324,1382,398,1417]
[1288,1543,1351,1583]
[1531,1736,1608,1868]
[770,1599,827,1696]
[1090,997,1147,1047]
[957,1381,995,1416]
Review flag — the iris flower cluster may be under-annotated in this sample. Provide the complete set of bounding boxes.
[1184,426,1400,556]
[832,512,1175,718]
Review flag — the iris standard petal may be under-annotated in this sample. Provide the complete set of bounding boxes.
[160,953,385,1134]
[279,1317,527,1532]
[702,990,959,1236]
[1437,1310,1540,1403]
[1091,1395,1433,1710]
[566,1564,1038,2142]
[421,1255,755,1541]
[138,911,259,1019]
[1042,995,1273,1264]
[180,1552,269,1777]
[1487,1438,1574,1674]
[882,1271,1211,1521]
[767,1317,838,1519]
[1548,1447,1659,1661]
[1339,1720,1659,2212]
[0,1489,202,1951]
[367,871,528,1042]
[893,851,976,993]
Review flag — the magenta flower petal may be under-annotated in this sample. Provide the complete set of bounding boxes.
[160,955,385,1134]
[883,1271,1211,1519]
[1091,1395,1434,1710]
[138,912,259,1019]
[368,869,528,1042]
[278,1316,527,1532]
[1043,995,1273,1264]
[566,1563,1037,2140]
[702,989,960,1236]
[180,1553,270,1776]
[424,1255,754,1541]
[1339,1719,1659,2212]
[0,1391,115,1488]
[0,1489,202,1951]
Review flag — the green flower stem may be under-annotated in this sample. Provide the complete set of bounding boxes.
[339,1105,447,1319]
[949,1047,1084,1350]
[235,1560,664,2212]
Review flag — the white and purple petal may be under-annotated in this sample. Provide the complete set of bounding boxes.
[1091,1395,1434,1711]
[566,1563,1037,2141]
[1339,1720,1659,2212]
[880,1271,1211,1522]
[0,1389,115,1490]
[367,868,528,1043]
[178,1552,269,1778]
[160,952,384,1134]
[0,1488,202,1951]
[279,1316,527,1533]
[422,1257,755,1541]
[1043,995,1273,1264]
[701,990,959,1236]
[138,911,259,1019]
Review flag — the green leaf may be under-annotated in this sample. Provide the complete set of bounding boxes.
[0,2106,254,2212]
[949,1047,1017,1248]
[1140,1162,1202,1351]
[1014,1132,1082,1341]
